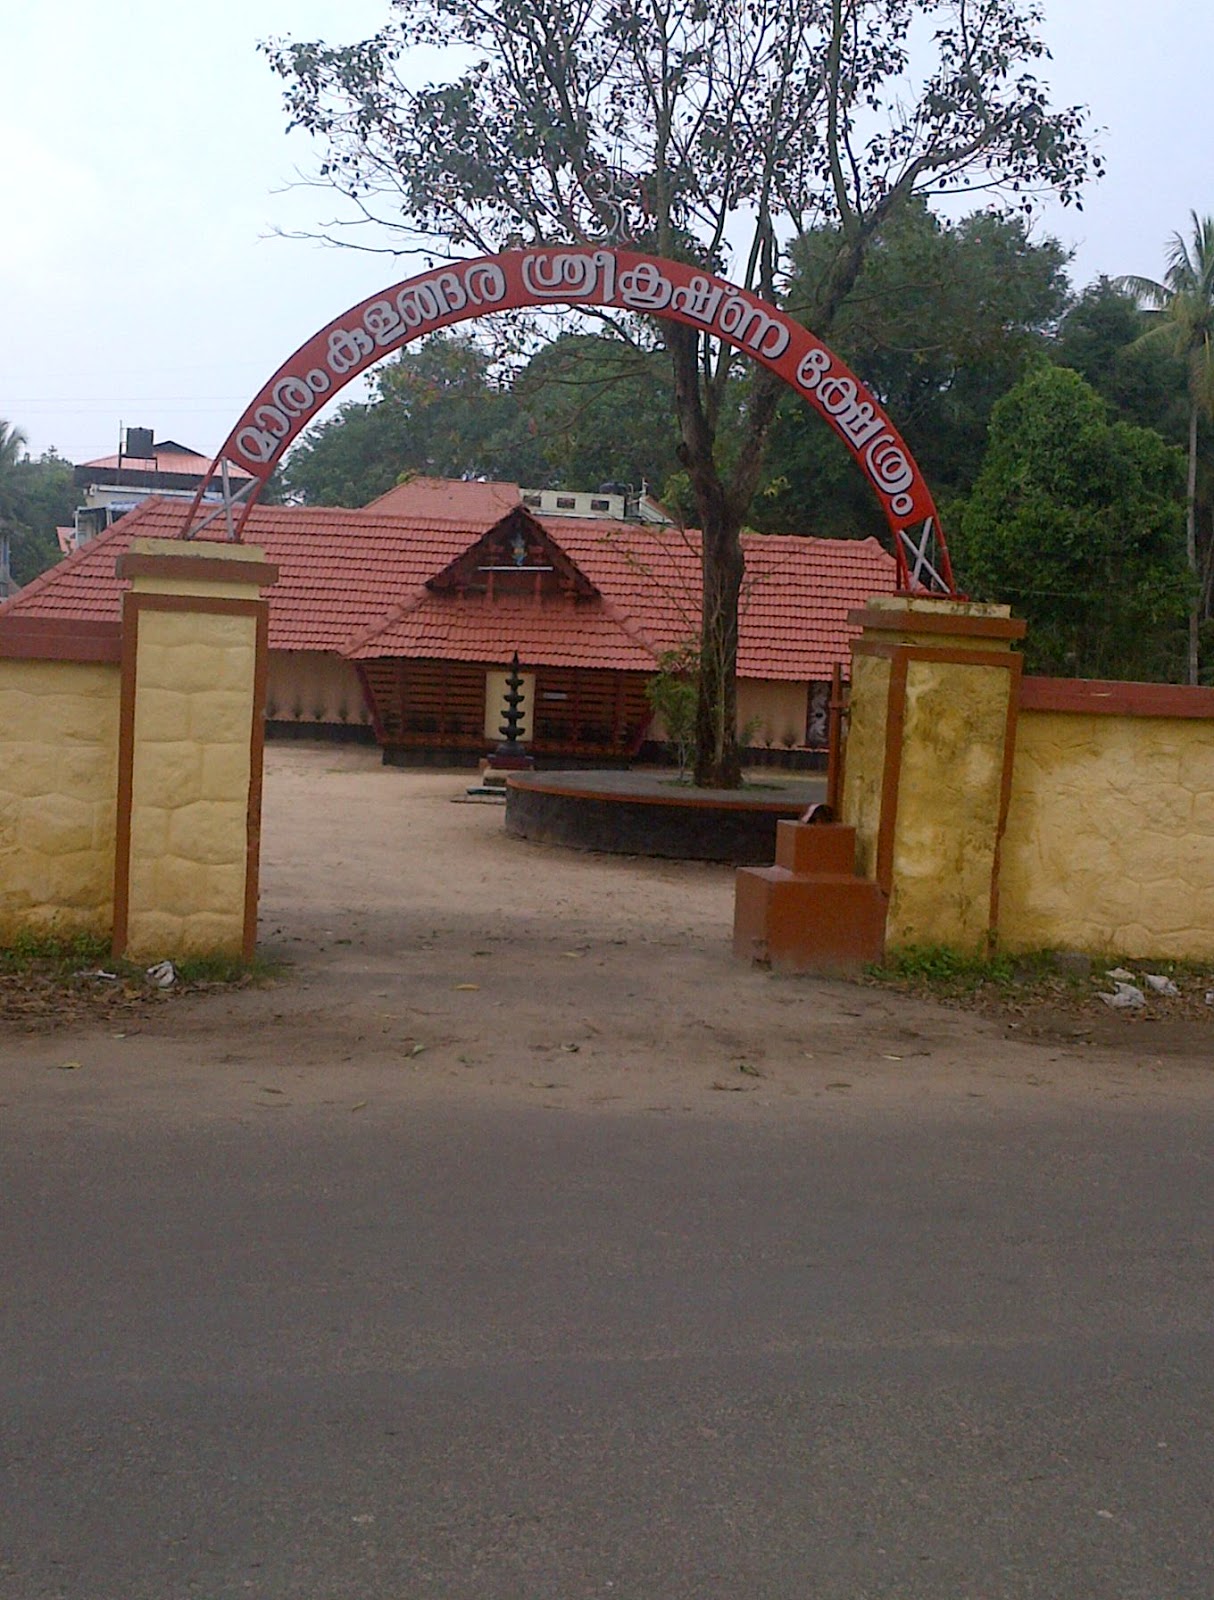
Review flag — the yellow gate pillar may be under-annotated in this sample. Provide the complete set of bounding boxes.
[843,596,1026,953]
[112,537,278,962]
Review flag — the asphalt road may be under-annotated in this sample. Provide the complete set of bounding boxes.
[3,1087,1213,1599]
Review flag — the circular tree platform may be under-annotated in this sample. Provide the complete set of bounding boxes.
[504,768,827,864]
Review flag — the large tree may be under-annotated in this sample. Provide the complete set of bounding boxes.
[284,330,681,506]
[1118,213,1214,685]
[0,424,74,591]
[755,205,1070,539]
[285,334,528,503]
[265,0,1095,784]
[953,365,1189,681]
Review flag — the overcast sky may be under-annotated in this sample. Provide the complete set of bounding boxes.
[2,0,1207,465]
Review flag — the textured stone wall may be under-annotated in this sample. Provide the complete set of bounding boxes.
[841,652,891,879]
[999,710,1214,959]
[888,659,1012,950]
[125,609,257,960]
[0,660,120,942]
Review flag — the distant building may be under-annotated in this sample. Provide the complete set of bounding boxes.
[66,431,254,551]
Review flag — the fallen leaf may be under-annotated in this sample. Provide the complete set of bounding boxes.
[825,1081,852,1090]
[350,1101,368,1112]
[710,1080,756,1092]
[454,983,480,991]
[409,1043,425,1057]
[881,1053,903,1061]
[561,1043,581,1053]
[737,1062,763,1077]
[57,1060,82,1071]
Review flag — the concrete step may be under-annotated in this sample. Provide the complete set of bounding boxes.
[733,861,887,974]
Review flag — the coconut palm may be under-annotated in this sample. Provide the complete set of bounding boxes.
[0,419,29,517]
[1119,214,1214,685]
[0,419,29,593]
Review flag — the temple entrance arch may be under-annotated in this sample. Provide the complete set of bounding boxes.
[182,248,955,594]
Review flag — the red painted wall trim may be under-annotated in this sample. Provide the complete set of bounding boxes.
[115,551,279,587]
[847,607,1026,641]
[0,617,122,663]
[1019,677,1214,719]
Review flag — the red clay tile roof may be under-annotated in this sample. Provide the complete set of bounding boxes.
[0,496,895,680]
[79,448,254,479]
[541,516,896,680]
[362,476,521,522]
[348,592,659,670]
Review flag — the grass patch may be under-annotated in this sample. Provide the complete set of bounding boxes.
[866,943,1214,1023]
[0,931,113,978]
[172,953,282,986]
[868,944,1021,996]
[0,933,278,987]
[0,932,283,1029]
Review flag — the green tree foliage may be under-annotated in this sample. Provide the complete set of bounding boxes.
[1118,214,1214,684]
[284,335,527,504]
[0,420,28,522]
[506,336,678,494]
[284,331,682,506]
[264,0,1096,786]
[954,366,1189,680]
[1053,278,1188,439]
[0,424,76,589]
[755,206,1070,539]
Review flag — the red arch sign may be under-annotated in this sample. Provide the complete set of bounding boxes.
[182,248,954,593]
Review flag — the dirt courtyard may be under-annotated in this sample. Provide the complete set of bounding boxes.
[6,740,1209,1119]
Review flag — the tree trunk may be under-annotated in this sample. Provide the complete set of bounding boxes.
[665,327,783,788]
[695,508,745,787]
[666,322,740,786]
[1187,401,1200,686]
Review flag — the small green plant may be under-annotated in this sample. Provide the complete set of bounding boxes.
[870,943,1019,993]
[737,715,763,755]
[645,644,698,782]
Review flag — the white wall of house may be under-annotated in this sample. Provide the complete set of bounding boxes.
[736,679,811,750]
[266,652,371,727]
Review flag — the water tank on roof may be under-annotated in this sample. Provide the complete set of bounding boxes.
[124,427,155,459]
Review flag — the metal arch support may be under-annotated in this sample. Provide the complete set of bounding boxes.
[898,517,956,595]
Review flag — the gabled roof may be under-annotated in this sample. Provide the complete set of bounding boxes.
[346,591,660,671]
[363,476,521,522]
[78,444,254,479]
[0,495,896,680]
[426,507,599,600]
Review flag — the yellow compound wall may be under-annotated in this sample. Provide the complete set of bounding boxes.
[999,708,1214,960]
[0,659,121,942]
